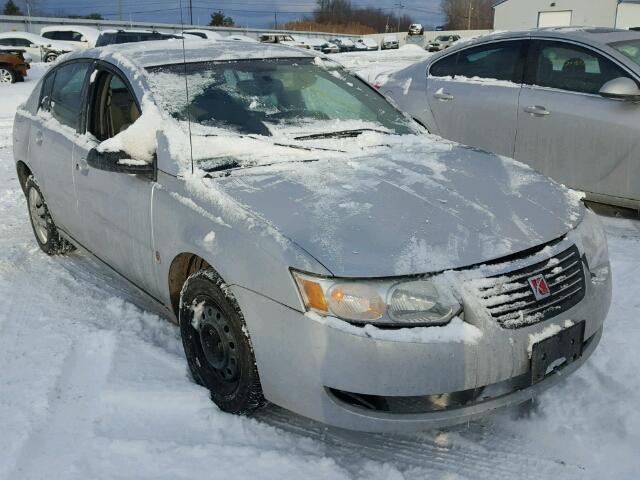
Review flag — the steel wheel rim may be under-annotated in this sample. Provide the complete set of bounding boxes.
[28,187,49,244]
[0,68,12,83]
[193,297,240,386]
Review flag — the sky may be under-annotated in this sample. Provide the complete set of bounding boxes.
[13,0,445,30]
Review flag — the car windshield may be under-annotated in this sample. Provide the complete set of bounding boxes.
[146,58,413,138]
[610,39,640,66]
[436,36,450,41]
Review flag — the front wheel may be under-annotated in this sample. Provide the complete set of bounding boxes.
[25,176,74,255]
[44,53,58,63]
[0,67,16,84]
[179,269,266,415]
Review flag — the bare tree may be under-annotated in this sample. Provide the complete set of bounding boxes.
[441,0,494,30]
[313,0,414,33]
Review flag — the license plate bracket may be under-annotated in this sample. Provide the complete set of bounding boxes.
[530,321,585,384]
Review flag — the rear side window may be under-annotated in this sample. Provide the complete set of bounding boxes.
[429,53,458,77]
[49,62,91,129]
[526,40,631,95]
[456,41,525,82]
[429,41,526,83]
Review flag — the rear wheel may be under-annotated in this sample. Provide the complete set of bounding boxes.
[25,176,75,255]
[179,269,266,414]
[44,53,58,63]
[0,67,15,84]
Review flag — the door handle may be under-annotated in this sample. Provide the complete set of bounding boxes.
[34,130,43,146]
[524,105,550,117]
[433,91,454,102]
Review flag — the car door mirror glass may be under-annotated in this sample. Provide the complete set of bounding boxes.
[599,77,640,101]
[87,148,154,175]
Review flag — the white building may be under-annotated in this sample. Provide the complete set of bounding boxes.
[493,0,640,31]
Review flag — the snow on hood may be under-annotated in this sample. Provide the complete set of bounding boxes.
[200,135,583,278]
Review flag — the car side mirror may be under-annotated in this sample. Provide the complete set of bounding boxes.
[599,77,640,101]
[87,148,154,175]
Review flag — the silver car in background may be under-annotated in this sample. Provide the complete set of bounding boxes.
[385,27,640,212]
[13,40,611,432]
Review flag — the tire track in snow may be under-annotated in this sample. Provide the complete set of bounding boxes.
[6,333,116,480]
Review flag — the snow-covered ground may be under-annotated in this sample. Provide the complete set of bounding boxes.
[1,59,639,480]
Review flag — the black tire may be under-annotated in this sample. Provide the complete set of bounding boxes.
[179,269,266,414]
[25,176,75,256]
[0,66,16,84]
[44,53,58,63]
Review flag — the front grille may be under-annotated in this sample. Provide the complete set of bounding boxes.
[476,245,586,329]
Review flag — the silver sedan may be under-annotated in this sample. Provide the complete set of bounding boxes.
[13,39,611,432]
[384,27,640,212]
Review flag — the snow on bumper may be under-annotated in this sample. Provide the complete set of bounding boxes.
[229,259,611,433]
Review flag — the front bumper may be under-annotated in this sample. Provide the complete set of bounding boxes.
[231,244,611,433]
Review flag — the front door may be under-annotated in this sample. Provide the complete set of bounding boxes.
[426,40,527,157]
[515,40,640,204]
[73,64,157,294]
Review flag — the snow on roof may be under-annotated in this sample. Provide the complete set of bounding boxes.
[65,38,318,69]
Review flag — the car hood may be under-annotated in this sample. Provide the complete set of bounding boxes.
[211,138,583,278]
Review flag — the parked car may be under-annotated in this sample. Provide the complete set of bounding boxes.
[426,34,461,52]
[182,29,223,40]
[329,37,356,52]
[0,31,75,62]
[408,24,424,36]
[384,27,640,211]
[0,48,29,83]
[355,37,379,51]
[258,34,309,49]
[382,35,400,50]
[95,29,182,47]
[41,25,100,48]
[13,40,611,433]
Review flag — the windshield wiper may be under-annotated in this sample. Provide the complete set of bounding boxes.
[294,128,390,141]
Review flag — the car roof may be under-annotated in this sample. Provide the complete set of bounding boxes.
[63,38,319,69]
[0,31,42,39]
[41,25,99,33]
[443,27,640,53]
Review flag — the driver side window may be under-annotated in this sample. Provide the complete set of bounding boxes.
[89,70,141,141]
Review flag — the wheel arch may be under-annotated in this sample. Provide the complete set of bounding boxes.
[168,252,213,317]
[16,161,32,195]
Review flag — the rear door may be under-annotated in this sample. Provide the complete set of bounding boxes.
[426,40,527,157]
[515,39,640,204]
[28,61,91,238]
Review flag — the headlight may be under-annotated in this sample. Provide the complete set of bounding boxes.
[292,271,461,326]
[576,208,608,270]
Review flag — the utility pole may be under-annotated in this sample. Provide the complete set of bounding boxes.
[118,0,123,21]
[395,1,405,33]
[189,0,193,25]
[274,11,278,30]
[467,0,474,30]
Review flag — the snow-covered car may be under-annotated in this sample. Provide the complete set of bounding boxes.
[382,35,400,50]
[259,34,309,49]
[408,24,424,36]
[0,49,29,83]
[329,38,356,52]
[355,37,379,51]
[183,29,223,40]
[224,34,258,43]
[0,31,75,62]
[13,39,611,433]
[40,25,100,48]
[427,34,461,52]
[384,28,640,211]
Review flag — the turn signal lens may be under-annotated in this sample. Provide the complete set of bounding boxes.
[295,277,328,312]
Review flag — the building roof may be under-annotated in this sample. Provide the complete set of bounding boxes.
[494,0,640,6]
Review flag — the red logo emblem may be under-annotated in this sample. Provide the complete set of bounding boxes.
[528,274,551,300]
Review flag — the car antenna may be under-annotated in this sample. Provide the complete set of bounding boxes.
[179,0,194,175]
